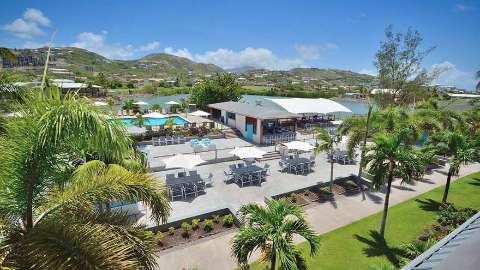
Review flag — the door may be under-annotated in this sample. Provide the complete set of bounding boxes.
[246,124,254,142]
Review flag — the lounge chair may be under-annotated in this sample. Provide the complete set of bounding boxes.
[224,171,234,183]
[204,173,214,186]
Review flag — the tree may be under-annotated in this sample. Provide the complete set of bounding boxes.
[122,99,140,111]
[427,131,479,203]
[190,73,241,109]
[126,81,135,89]
[476,70,480,93]
[313,128,339,191]
[374,25,436,107]
[0,47,16,63]
[94,72,108,89]
[0,89,170,269]
[363,129,424,237]
[232,199,319,270]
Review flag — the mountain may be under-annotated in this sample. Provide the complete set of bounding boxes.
[226,66,258,73]
[1,47,224,79]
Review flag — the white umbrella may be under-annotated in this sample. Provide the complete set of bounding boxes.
[229,147,266,159]
[190,110,211,117]
[282,141,315,152]
[93,101,108,106]
[165,101,180,105]
[143,112,168,118]
[162,154,206,170]
[134,101,148,105]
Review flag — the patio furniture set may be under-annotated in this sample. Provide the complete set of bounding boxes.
[223,163,270,187]
[152,136,187,146]
[279,155,316,175]
[166,170,213,200]
[190,137,216,152]
[327,149,357,164]
[263,131,297,145]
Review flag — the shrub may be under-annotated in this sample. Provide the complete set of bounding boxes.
[212,214,220,223]
[168,226,175,235]
[191,218,200,230]
[438,203,477,227]
[181,222,192,238]
[289,193,297,203]
[204,219,214,233]
[401,239,435,259]
[223,214,234,228]
[303,189,311,196]
[155,232,164,244]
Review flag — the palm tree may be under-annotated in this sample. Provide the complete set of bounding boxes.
[232,199,319,270]
[338,105,373,177]
[0,89,170,269]
[363,129,423,237]
[476,70,480,93]
[122,99,139,111]
[313,128,339,191]
[427,131,480,203]
[0,47,16,63]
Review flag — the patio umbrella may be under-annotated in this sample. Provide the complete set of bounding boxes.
[282,141,314,152]
[134,101,148,105]
[93,101,108,106]
[189,110,211,117]
[162,154,206,170]
[229,147,266,159]
[143,112,168,118]
[165,101,180,105]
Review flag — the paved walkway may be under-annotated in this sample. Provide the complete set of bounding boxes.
[155,163,480,270]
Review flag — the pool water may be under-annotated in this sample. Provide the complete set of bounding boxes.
[117,116,189,126]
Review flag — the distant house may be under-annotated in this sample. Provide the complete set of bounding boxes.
[51,79,103,97]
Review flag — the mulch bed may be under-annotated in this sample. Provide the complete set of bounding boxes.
[155,218,236,251]
[280,186,335,207]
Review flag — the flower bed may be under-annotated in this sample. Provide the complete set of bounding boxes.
[153,214,237,251]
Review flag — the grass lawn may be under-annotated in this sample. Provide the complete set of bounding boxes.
[249,172,480,270]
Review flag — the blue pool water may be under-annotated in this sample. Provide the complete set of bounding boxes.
[117,116,189,126]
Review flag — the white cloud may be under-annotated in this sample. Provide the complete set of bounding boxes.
[138,41,160,51]
[71,32,159,59]
[431,61,477,91]
[22,40,48,48]
[3,8,50,39]
[23,8,50,26]
[163,47,304,70]
[454,3,474,12]
[295,43,338,60]
[164,47,193,59]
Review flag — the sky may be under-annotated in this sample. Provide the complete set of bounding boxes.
[1,0,479,91]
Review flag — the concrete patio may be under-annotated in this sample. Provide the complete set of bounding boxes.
[138,136,357,227]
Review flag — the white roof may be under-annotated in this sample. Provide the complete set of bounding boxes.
[133,101,148,105]
[166,101,180,105]
[143,112,168,118]
[282,141,314,152]
[189,110,211,117]
[331,120,344,125]
[52,82,87,89]
[267,98,352,115]
[448,93,480,98]
[93,101,108,106]
[371,88,395,94]
[229,147,266,159]
[162,154,206,170]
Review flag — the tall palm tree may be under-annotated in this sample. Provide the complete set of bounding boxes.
[363,129,423,237]
[476,70,480,93]
[232,199,319,270]
[427,131,480,203]
[338,105,373,177]
[0,89,170,269]
[313,128,339,191]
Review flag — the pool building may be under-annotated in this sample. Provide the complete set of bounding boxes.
[208,101,299,144]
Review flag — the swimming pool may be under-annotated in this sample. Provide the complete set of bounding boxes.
[116,116,189,126]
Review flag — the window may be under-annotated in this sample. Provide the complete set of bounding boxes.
[227,112,236,120]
